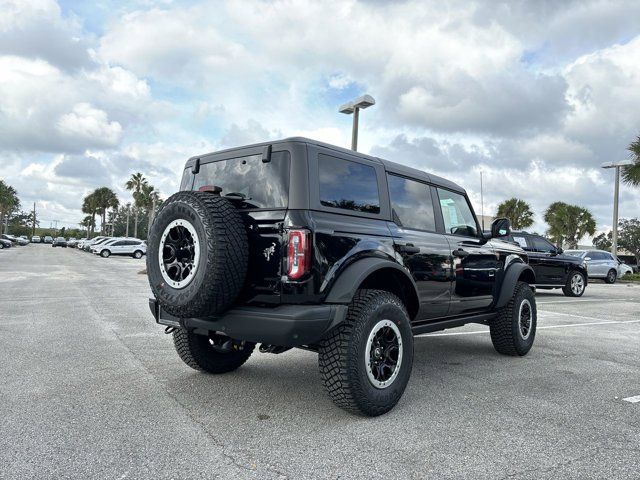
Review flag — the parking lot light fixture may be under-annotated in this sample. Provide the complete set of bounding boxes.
[339,94,375,151]
[601,160,634,256]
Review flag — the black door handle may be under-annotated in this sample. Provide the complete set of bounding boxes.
[397,243,420,254]
[452,248,470,258]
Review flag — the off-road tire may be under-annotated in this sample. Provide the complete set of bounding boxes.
[101,249,110,258]
[605,269,617,284]
[490,281,536,356]
[562,270,586,297]
[147,191,248,318]
[173,329,254,373]
[318,289,414,417]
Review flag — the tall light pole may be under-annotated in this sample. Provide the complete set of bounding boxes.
[339,94,375,151]
[601,160,633,256]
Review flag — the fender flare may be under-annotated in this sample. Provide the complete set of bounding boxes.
[495,262,536,309]
[324,257,419,307]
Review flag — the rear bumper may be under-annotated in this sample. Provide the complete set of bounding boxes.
[149,299,348,347]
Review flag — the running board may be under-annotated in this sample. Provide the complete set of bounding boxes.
[411,312,496,336]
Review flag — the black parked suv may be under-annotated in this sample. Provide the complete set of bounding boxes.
[506,232,588,297]
[147,138,537,416]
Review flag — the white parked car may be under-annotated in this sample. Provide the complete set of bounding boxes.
[94,238,147,258]
[31,235,41,243]
[617,260,634,277]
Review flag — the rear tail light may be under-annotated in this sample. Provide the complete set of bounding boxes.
[287,229,311,280]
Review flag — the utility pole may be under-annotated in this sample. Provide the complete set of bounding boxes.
[32,202,36,237]
[125,205,130,237]
[149,196,158,235]
[601,160,633,256]
[480,171,485,231]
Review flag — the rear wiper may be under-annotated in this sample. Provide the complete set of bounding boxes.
[224,192,252,201]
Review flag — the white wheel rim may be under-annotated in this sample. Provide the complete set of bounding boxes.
[158,219,200,289]
[365,319,403,389]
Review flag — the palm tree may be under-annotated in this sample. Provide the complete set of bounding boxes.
[495,198,534,230]
[544,201,596,249]
[125,173,148,238]
[79,216,93,237]
[92,187,119,235]
[136,183,160,236]
[81,192,99,238]
[0,180,20,234]
[623,136,640,186]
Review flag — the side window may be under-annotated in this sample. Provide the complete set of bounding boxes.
[530,236,554,253]
[511,235,530,249]
[587,251,600,260]
[437,188,478,237]
[387,174,435,231]
[179,168,193,191]
[318,154,380,214]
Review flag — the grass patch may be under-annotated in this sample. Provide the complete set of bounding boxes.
[620,273,640,283]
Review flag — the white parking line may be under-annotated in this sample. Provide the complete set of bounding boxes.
[537,298,638,305]
[623,395,640,403]
[420,319,640,337]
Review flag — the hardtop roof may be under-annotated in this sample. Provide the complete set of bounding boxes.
[187,137,465,193]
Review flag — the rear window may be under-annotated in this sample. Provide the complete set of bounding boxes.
[318,154,380,214]
[193,151,290,209]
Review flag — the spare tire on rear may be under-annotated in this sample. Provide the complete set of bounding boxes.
[146,191,248,318]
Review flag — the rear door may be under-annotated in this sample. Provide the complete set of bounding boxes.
[386,174,452,319]
[191,149,292,305]
[436,188,498,315]
[586,251,605,276]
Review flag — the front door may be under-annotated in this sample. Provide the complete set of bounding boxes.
[387,174,452,319]
[436,188,498,315]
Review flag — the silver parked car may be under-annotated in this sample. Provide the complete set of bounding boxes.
[565,249,620,284]
[617,258,634,277]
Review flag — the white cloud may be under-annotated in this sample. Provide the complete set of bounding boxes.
[56,103,123,148]
[2,0,640,236]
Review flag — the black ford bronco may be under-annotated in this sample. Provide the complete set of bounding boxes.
[147,137,537,416]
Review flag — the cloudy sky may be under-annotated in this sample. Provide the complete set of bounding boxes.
[1,0,639,236]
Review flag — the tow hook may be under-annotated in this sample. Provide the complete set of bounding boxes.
[259,344,292,354]
[164,326,177,334]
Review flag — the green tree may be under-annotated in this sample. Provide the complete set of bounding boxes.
[623,136,640,186]
[618,218,640,266]
[135,183,160,235]
[92,187,119,235]
[79,216,93,237]
[0,180,20,234]
[496,198,534,230]
[125,173,148,238]
[592,231,612,251]
[544,201,596,249]
[7,210,37,237]
[81,193,98,238]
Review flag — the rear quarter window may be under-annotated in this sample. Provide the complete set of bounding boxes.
[318,154,380,214]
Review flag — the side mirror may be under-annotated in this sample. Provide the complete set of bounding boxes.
[555,247,563,255]
[585,257,591,261]
[491,217,511,238]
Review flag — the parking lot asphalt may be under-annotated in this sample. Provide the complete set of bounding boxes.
[1,245,639,479]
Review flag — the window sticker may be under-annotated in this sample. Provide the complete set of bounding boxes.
[512,236,527,248]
